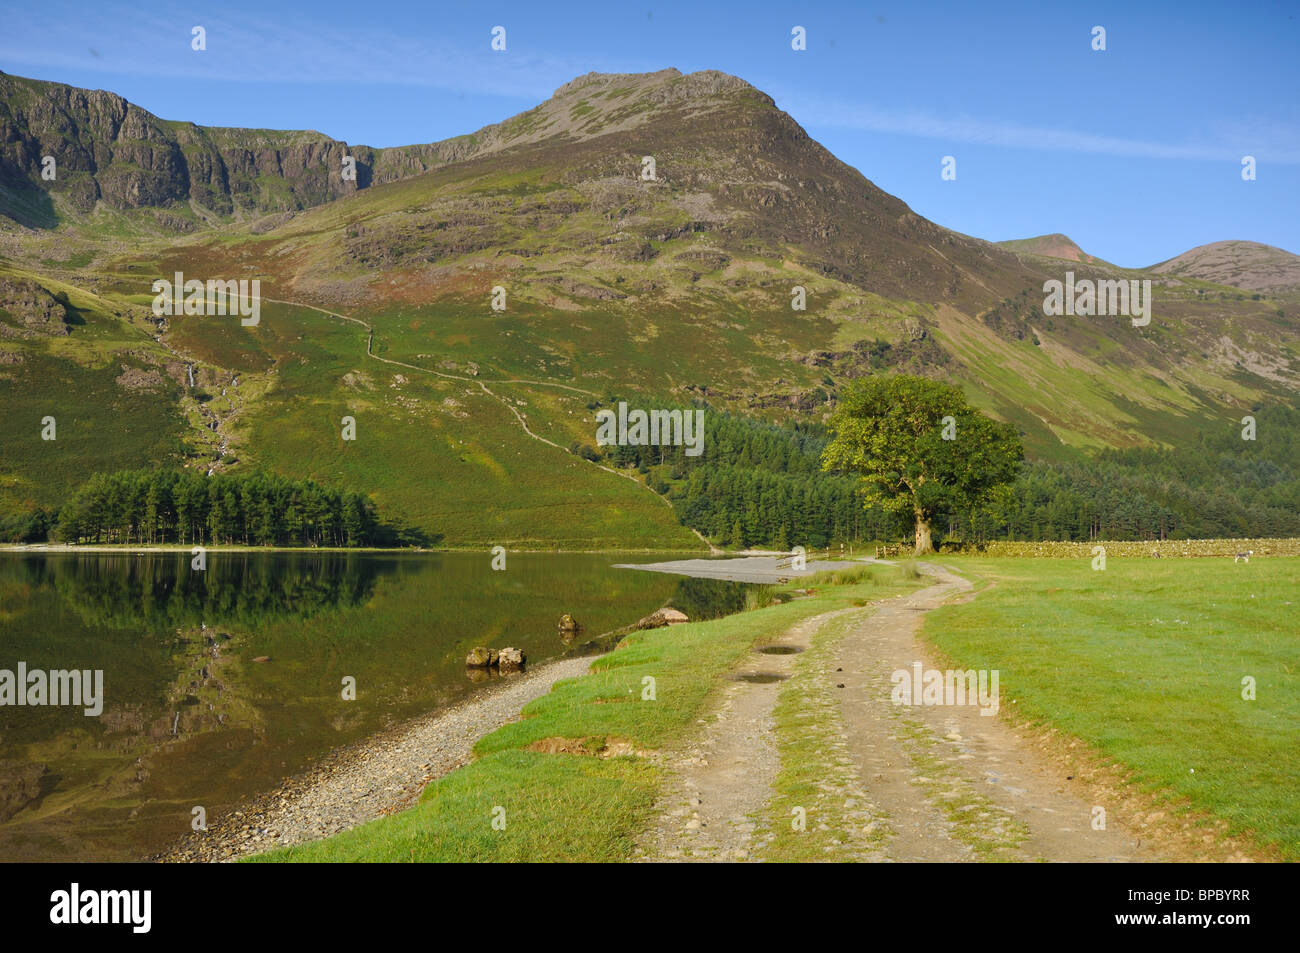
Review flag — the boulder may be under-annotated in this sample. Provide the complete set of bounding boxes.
[465,646,493,667]
[632,607,690,631]
[557,613,581,632]
[497,647,525,672]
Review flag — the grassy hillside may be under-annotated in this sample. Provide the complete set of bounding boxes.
[0,267,188,516]
[116,70,1292,462]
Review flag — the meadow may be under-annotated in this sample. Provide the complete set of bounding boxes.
[924,555,1299,858]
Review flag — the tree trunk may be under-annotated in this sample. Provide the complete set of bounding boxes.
[913,514,934,556]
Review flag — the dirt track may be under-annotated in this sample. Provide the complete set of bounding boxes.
[641,564,1166,862]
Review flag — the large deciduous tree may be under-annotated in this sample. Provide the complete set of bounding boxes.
[821,375,1023,555]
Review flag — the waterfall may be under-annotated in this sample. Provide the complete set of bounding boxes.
[186,364,194,388]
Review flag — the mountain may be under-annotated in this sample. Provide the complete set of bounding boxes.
[0,69,501,231]
[0,69,1296,546]
[1149,240,1300,293]
[1,68,1033,308]
[997,233,1107,266]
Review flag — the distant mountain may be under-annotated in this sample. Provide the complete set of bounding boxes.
[1149,240,1300,293]
[997,234,1106,265]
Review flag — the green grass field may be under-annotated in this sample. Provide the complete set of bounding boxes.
[925,556,1299,858]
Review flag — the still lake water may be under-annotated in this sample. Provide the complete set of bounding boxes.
[0,552,751,861]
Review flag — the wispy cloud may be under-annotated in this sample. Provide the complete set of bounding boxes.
[0,3,594,102]
[790,100,1300,165]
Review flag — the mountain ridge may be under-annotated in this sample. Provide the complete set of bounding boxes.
[0,68,780,229]
[5,66,1293,286]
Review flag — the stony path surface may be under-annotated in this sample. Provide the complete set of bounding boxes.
[640,565,1166,863]
[160,656,594,862]
[636,611,852,861]
[834,565,1157,862]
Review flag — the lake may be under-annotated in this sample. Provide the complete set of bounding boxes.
[0,551,752,861]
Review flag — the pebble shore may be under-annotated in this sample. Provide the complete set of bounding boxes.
[158,654,595,862]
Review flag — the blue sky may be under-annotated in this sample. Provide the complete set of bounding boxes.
[3,0,1297,267]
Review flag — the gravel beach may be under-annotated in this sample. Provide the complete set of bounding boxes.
[613,555,887,583]
[158,654,596,863]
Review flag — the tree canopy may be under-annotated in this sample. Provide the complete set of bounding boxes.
[821,376,1024,554]
[52,469,386,547]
